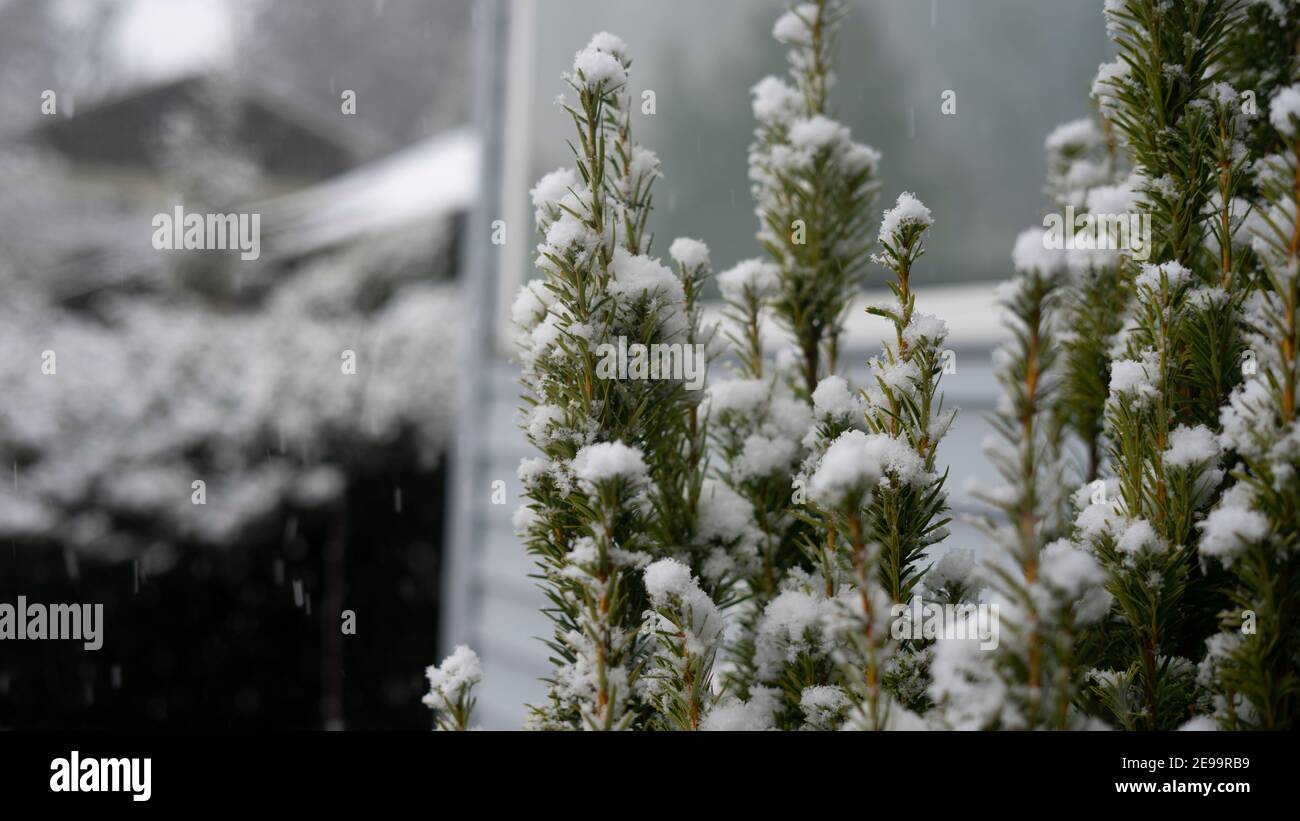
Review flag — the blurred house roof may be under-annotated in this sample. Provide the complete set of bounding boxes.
[258,127,479,259]
[25,74,391,183]
[7,79,474,302]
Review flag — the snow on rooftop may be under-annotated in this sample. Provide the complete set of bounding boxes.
[259,128,480,257]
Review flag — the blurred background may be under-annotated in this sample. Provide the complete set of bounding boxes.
[0,0,1111,729]
[0,0,474,730]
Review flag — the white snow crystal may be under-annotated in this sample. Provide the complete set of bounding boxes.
[1178,715,1220,731]
[1074,586,1115,625]
[772,3,818,43]
[707,377,769,415]
[736,433,799,479]
[1039,540,1106,598]
[800,685,850,727]
[1208,81,1238,108]
[1269,83,1300,137]
[902,312,949,347]
[642,558,724,654]
[511,281,549,329]
[607,247,685,306]
[755,589,828,678]
[767,396,814,440]
[571,441,648,485]
[928,548,975,591]
[701,692,775,731]
[717,258,781,302]
[1045,117,1102,153]
[526,403,566,444]
[585,31,628,62]
[928,617,1010,730]
[1109,352,1160,404]
[530,167,579,222]
[1219,377,1273,459]
[1075,503,1117,541]
[643,557,695,601]
[544,212,592,250]
[800,685,849,711]
[841,141,882,176]
[879,192,933,244]
[572,47,626,90]
[539,213,597,268]
[811,374,863,419]
[529,313,562,353]
[516,457,550,484]
[1136,260,1192,292]
[1164,424,1220,468]
[512,504,539,535]
[751,76,801,123]
[1091,59,1130,114]
[1011,227,1067,275]
[807,430,925,507]
[669,237,710,271]
[789,115,849,153]
[1198,485,1268,567]
[423,645,481,704]
[1116,518,1165,554]
[1086,181,1139,215]
[872,357,920,393]
[697,479,758,545]
[1188,286,1229,311]
[627,145,662,186]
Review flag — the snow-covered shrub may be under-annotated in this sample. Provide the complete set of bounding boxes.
[0,254,460,560]
[708,0,947,732]
[1060,0,1258,730]
[423,645,481,731]
[938,236,1109,730]
[1193,64,1300,729]
[641,558,726,730]
[500,0,1299,733]
[749,0,881,396]
[512,1,955,732]
[513,31,714,730]
[957,0,1300,732]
